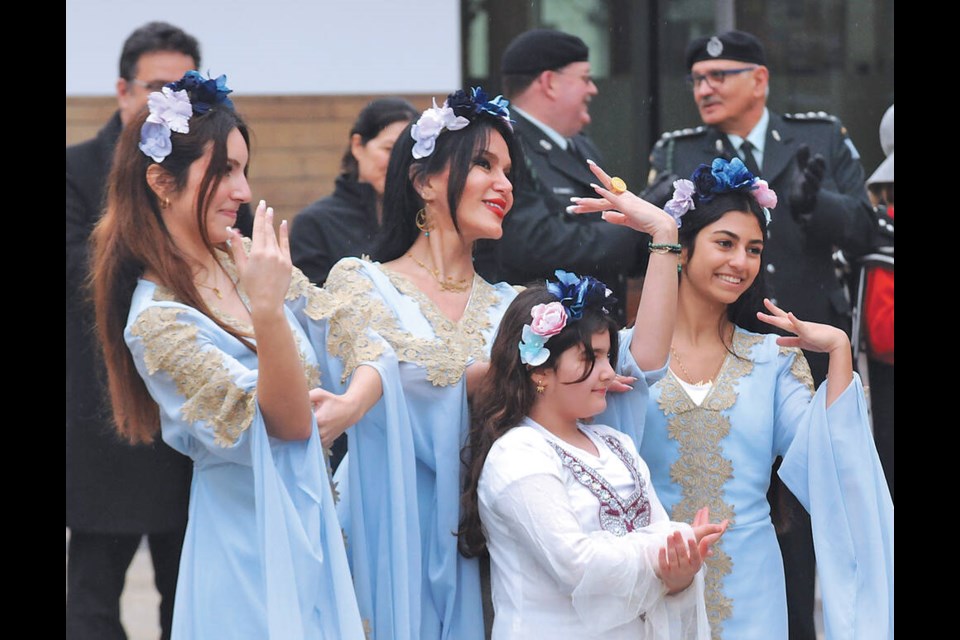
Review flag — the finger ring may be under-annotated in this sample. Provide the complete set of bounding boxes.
[610,177,627,194]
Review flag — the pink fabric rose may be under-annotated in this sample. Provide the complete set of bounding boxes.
[529,302,567,337]
[752,179,778,209]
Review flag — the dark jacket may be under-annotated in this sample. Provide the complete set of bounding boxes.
[648,110,875,381]
[474,111,645,322]
[66,113,192,533]
[290,174,380,286]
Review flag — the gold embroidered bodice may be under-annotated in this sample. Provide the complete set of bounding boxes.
[310,259,503,386]
[655,329,813,638]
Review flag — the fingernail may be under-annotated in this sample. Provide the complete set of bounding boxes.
[565,205,577,214]
[259,199,266,209]
[586,159,596,166]
[569,196,581,202]
[225,226,233,235]
[590,183,601,190]
[280,219,287,228]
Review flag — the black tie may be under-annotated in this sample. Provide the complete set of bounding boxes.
[567,138,585,164]
[739,140,762,177]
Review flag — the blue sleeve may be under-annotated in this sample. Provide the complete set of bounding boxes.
[778,375,894,640]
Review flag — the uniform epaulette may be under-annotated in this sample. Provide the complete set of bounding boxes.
[783,111,839,124]
[653,125,707,149]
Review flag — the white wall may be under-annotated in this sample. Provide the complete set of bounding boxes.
[66,0,461,96]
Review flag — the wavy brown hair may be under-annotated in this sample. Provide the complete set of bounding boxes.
[458,285,619,558]
[89,104,251,444]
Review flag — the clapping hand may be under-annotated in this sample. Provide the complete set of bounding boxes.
[788,144,826,223]
[658,507,728,595]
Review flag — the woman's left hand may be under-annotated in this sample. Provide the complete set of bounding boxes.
[757,298,850,354]
[229,200,291,316]
[308,387,356,449]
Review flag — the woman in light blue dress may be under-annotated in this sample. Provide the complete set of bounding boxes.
[90,71,364,640]
[627,158,894,639]
[291,88,521,640]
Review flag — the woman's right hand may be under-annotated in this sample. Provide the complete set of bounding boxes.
[691,506,729,559]
[309,387,356,449]
[228,200,292,317]
[567,160,678,242]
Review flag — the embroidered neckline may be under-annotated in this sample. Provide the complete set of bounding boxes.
[545,428,652,537]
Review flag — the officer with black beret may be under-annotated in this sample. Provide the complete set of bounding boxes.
[644,29,877,640]
[474,28,645,323]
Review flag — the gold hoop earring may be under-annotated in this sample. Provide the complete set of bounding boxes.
[416,208,432,236]
[536,377,546,394]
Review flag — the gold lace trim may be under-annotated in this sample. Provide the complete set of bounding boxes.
[131,306,256,447]
[781,346,815,395]
[656,329,764,638]
[314,259,501,386]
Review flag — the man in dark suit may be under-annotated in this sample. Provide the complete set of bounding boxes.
[645,30,875,640]
[474,29,644,323]
[66,21,250,640]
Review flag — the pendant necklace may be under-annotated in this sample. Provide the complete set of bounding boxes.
[407,253,471,293]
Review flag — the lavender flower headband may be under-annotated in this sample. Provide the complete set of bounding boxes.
[139,70,235,163]
[518,270,615,366]
[664,157,778,227]
[411,86,512,159]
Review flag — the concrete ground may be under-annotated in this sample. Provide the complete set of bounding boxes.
[68,529,824,640]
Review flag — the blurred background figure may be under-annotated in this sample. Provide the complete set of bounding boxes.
[856,104,894,500]
[291,96,419,287]
[290,96,418,472]
[66,21,207,640]
[474,28,645,324]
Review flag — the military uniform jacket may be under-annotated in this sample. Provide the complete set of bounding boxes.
[648,111,874,332]
[66,113,193,533]
[475,111,644,322]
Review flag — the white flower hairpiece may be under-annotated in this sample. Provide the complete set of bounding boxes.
[411,99,470,159]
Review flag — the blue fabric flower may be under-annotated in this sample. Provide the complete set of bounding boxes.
[139,120,173,162]
[711,157,755,191]
[546,269,615,319]
[170,70,234,114]
[518,324,551,366]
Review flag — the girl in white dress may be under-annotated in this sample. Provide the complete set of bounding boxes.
[460,258,727,639]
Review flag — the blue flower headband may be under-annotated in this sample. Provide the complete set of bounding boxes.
[518,270,616,366]
[139,70,235,163]
[664,157,778,227]
[411,86,512,159]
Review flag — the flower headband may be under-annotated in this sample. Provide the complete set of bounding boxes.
[518,270,616,366]
[411,86,512,159]
[139,70,235,163]
[664,157,777,227]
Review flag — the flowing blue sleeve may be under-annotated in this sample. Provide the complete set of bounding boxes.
[125,296,365,639]
[597,326,668,445]
[777,374,894,640]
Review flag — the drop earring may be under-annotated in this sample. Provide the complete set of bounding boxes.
[536,377,546,394]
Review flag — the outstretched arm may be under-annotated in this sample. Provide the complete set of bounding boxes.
[568,161,679,371]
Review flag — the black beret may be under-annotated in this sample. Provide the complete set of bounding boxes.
[685,30,766,69]
[501,29,589,75]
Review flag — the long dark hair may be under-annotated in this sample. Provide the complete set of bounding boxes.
[340,97,418,178]
[458,285,619,558]
[90,96,250,444]
[373,101,523,262]
[680,189,769,335]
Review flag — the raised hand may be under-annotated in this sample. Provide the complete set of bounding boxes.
[788,144,826,222]
[756,298,849,355]
[657,530,705,595]
[228,199,292,317]
[691,506,729,560]
[566,160,676,239]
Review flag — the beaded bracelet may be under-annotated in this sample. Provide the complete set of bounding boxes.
[648,242,682,255]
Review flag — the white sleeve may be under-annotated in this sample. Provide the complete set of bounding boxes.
[487,461,708,637]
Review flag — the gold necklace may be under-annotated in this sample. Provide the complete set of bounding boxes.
[670,344,723,386]
[196,282,224,299]
[407,253,472,293]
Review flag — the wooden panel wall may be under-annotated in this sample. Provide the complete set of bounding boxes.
[66,94,433,223]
